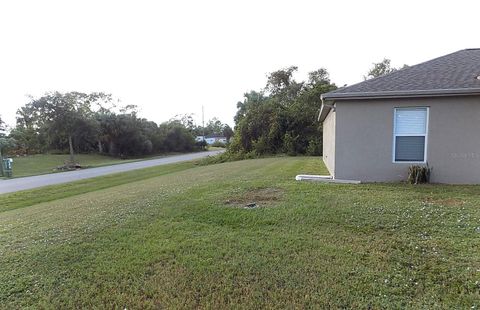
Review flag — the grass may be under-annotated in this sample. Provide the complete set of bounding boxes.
[0,161,197,213]
[207,146,226,151]
[7,154,139,178]
[0,157,479,308]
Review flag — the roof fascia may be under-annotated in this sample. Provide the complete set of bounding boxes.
[322,88,480,101]
[318,99,335,123]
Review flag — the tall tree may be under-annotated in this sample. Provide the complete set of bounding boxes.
[21,92,109,163]
[265,66,299,95]
[364,58,406,80]
[222,124,234,141]
[0,115,16,175]
[171,114,196,132]
[230,67,336,156]
[234,91,266,124]
[205,117,224,135]
[0,115,5,137]
[264,66,303,105]
[0,115,5,171]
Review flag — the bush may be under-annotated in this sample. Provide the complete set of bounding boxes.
[283,133,295,156]
[143,140,153,154]
[211,141,226,148]
[252,136,270,155]
[407,165,431,184]
[306,139,321,156]
[195,140,208,150]
[196,149,258,166]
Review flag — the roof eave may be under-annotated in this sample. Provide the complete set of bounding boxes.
[322,88,480,101]
[318,98,334,123]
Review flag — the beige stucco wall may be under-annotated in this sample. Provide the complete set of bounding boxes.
[332,95,480,184]
[322,108,336,176]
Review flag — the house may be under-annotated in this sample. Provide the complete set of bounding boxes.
[195,135,228,145]
[205,134,227,145]
[319,49,480,184]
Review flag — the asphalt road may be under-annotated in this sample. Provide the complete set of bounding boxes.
[0,150,223,195]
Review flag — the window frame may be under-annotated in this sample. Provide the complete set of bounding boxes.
[392,107,429,164]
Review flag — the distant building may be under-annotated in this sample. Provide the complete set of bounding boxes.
[195,134,228,145]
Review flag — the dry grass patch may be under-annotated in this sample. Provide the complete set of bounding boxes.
[224,187,284,208]
[423,196,466,207]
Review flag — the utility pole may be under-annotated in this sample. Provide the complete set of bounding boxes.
[202,105,205,142]
[0,147,3,177]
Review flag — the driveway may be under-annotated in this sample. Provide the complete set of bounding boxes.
[0,150,223,194]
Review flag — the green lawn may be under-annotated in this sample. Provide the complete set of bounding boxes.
[207,146,226,151]
[0,157,479,308]
[7,154,138,178]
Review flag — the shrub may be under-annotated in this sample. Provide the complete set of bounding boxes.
[306,139,321,156]
[195,140,208,150]
[143,140,153,154]
[252,136,270,155]
[196,149,259,166]
[283,133,295,156]
[211,141,226,148]
[407,165,431,184]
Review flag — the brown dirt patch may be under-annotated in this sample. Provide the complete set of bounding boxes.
[423,197,465,207]
[225,187,284,208]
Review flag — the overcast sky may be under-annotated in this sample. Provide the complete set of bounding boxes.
[0,0,478,127]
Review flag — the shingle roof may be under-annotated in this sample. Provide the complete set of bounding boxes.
[322,49,480,100]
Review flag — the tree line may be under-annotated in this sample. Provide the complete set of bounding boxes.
[226,66,336,157]
[1,92,231,163]
[222,58,403,159]
[1,58,401,162]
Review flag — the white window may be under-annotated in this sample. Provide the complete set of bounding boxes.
[393,107,428,163]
